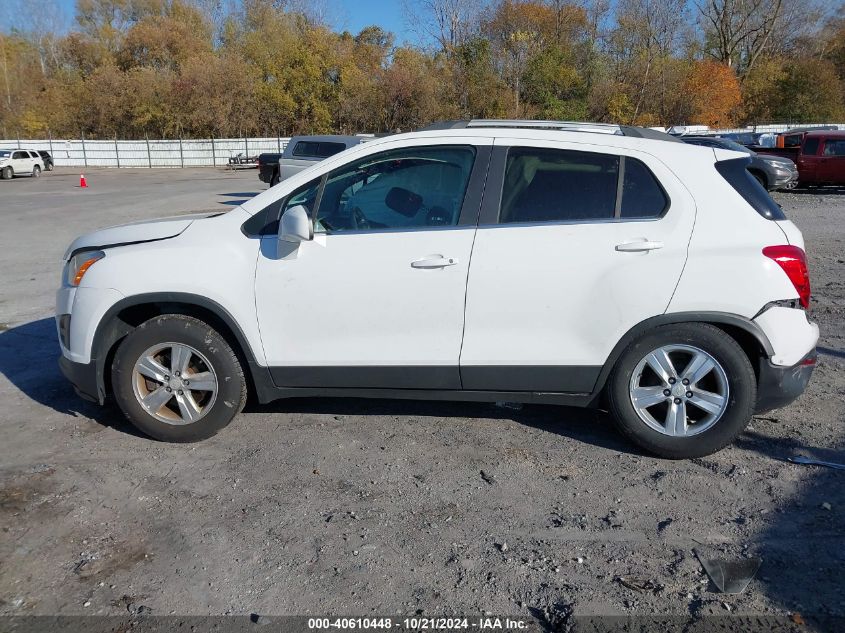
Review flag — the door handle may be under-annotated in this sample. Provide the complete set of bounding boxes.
[411,255,458,269]
[615,240,664,253]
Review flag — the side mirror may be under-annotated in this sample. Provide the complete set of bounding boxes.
[279,205,312,243]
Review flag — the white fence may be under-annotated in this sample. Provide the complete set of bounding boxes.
[4,123,845,168]
[0,137,291,168]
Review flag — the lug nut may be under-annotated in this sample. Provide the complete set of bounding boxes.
[686,391,693,398]
[175,371,181,377]
[674,398,682,404]
[668,377,676,385]
[183,380,189,386]
[164,375,170,381]
[165,387,172,393]
[663,389,671,396]
[177,390,183,395]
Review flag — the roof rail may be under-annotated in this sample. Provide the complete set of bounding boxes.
[418,119,681,142]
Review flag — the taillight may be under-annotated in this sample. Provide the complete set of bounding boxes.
[763,245,811,309]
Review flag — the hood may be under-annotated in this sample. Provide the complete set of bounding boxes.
[757,154,796,167]
[63,211,222,260]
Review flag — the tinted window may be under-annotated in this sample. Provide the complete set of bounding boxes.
[39,151,50,158]
[291,141,347,158]
[500,148,619,223]
[315,146,475,233]
[621,158,669,218]
[822,139,845,156]
[802,138,820,155]
[0,151,9,157]
[12,151,25,159]
[28,151,39,158]
[715,158,785,221]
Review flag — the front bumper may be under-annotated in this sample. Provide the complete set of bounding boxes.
[59,355,101,403]
[770,170,798,190]
[755,350,816,413]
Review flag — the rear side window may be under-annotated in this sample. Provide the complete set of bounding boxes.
[802,138,820,155]
[715,157,785,220]
[783,134,803,148]
[291,141,346,158]
[498,147,667,224]
[621,158,669,218]
[822,139,845,156]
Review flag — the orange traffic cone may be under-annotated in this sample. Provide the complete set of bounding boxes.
[79,174,87,188]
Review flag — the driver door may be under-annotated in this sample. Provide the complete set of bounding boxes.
[254,140,491,389]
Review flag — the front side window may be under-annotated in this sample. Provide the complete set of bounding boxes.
[822,139,845,156]
[12,151,24,159]
[802,138,820,155]
[315,146,476,233]
[498,147,667,224]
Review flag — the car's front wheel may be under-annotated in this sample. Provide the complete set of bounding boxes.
[32,165,41,178]
[111,314,247,442]
[1,166,12,179]
[607,323,756,458]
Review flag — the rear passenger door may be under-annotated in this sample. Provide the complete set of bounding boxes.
[460,139,696,393]
[11,151,32,174]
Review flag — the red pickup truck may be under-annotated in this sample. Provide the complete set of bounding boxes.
[755,130,845,186]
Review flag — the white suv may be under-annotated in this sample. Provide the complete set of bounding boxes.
[0,148,44,179]
[56,121,818,458]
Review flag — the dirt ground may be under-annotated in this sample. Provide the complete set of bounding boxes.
[0,169,843,630]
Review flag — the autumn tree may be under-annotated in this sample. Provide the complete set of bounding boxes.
[681,59,742,126]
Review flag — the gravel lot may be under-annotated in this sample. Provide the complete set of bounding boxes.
[0,169,843,629]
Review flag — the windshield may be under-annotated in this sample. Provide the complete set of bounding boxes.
[718,138,753,154]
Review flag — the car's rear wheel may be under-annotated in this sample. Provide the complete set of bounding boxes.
[32,165,41,178]
[111,314,247,442]
[607,323,756,458]
[45,162,54,171]
[1,166,12,179]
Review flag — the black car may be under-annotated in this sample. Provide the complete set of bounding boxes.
[37,151,54,171]
[681,136,797,191]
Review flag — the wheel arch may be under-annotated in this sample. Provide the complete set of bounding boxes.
[91,292,263,403]
[591,312,773,404]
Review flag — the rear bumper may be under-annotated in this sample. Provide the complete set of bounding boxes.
[755,350,816,413]
[59,355,101,403]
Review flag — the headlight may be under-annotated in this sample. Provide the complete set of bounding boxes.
[65,250,105,286]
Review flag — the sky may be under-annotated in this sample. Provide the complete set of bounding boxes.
[42,0,413,43]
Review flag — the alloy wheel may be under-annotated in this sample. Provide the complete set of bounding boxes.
[629,344,729,437]
[132,342,218,425]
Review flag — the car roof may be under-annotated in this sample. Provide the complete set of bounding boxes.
[805,130,845,138]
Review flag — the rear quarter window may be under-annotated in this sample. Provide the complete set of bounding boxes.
[291,141,347,158]
[715,157,786,220]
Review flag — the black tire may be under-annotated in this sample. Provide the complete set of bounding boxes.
[46,162,54,171]
[32,165,41,178]
[111,314,247,442]
[607,323,756,459]
[270,170,280,187]
[1,166,12,180]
